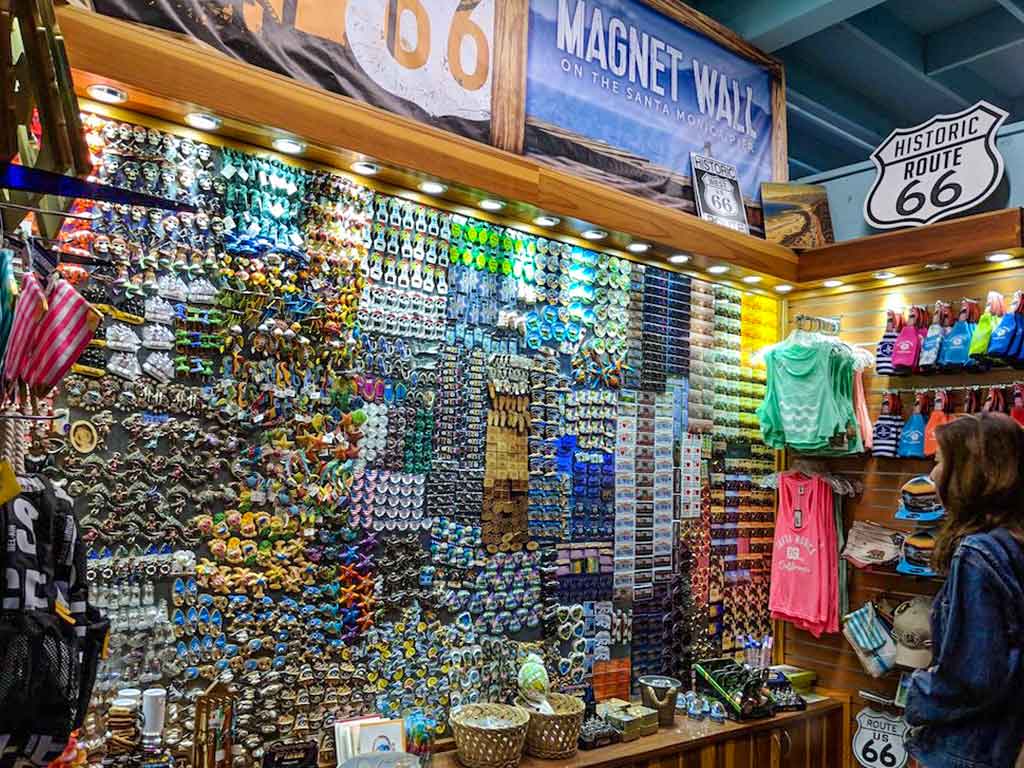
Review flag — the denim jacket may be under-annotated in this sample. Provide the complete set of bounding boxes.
[905,529,1024,768]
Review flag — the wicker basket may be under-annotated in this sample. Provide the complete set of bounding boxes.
[519,694,585,760]
[450,703,529,768]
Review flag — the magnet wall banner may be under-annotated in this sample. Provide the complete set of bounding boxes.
[524,0,777,210]
[91,0,785,219]
[91,0,495,143]
[864,101,1009,230]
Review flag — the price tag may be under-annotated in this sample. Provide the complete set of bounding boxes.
[853,708,909,768]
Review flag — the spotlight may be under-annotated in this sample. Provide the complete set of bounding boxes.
[185,113,221,131]
[274,138,306,155]
[86,84,128,104]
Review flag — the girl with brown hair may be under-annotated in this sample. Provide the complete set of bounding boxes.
[905,412,1024,768]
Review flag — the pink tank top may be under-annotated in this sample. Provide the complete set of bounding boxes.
[769,473,837,635]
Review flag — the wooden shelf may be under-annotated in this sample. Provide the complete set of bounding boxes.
[432,700,842,768]
[798,208,1024,283]
[55,4,799,283]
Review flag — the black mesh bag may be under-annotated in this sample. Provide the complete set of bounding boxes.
[0,612,81,766]
[75,607,110,730]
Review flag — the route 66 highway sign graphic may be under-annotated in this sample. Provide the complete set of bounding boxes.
[853,708,909,768]
[691,153,749,234]
[864,101,1008,229]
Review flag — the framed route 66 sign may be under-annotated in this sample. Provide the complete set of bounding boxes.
[864,101,1008,230]
[690,153,750,234]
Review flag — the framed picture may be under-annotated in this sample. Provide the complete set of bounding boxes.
[761,182,835,248]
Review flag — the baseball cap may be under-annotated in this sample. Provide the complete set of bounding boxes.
[897,529,938,577]
[893,596,934,669]
[895,476,945,522]
[842,521,904,569]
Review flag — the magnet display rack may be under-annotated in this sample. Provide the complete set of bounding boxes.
[48,97,786,768]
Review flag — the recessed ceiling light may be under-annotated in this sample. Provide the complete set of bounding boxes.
[741,275,762,284]
[774,284,794,294]
[988,252,1013,263]
[350,160,378,175]
[872,271,896,280]
[626,242,650,254]
[707,265,730,275]
[86,84,128,104]
[418,181,447,195]
[480,199,505,212]
[185,113,221,131]
[823,279,844,288]
[272,138,306,155]
[581,229,608,240]
[925,262,951,271]
[533,215,561,227]
[668,253,690,265]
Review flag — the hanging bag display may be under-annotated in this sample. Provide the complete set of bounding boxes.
[918,302,950,374]
[1007,300,1024,368]
[871,393,904,458]
[891,306,929,374]
[969,291,1005,370]
[937,299,979,372]
[982,387,1007,414]
[923,390,950,457]
[1011,385,1024,427]
[897,392,931,458]
[986,291,1020,360]
[875,310,905,376]
[1,273,47,404]
[25,276,100,398]
[952,387,982,422]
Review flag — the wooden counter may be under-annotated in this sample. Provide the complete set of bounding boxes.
[435,700,845,768]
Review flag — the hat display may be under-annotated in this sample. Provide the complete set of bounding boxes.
[893,596,934,669]
[897,528,938,577]
[895,475,945,523]
[842,521,905,569]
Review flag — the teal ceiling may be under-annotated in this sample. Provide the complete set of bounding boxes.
[687,0,1024,179]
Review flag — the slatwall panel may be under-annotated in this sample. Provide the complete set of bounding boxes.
[782,266,1024,728]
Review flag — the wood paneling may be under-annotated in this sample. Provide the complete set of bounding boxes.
[56,5,799,282]
[782,268,1024,746]
[771,77,789,184]
[489,0,529,154]
[798,209,1024,283]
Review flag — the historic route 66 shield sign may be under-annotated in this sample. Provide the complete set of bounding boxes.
[864,101,1008,229]
[690,152,749,234]
[853,708,909,768]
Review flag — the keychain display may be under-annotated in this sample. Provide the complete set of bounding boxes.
[27,111,782,768]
